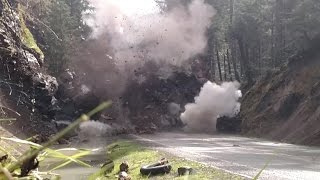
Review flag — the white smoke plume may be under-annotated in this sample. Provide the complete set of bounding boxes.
[180,81,242,132]
[84,0,215,72]
[79,121,112,139]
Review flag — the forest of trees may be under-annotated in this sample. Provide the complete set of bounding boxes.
[17,0,320,85]
[204,0,320,85]
[17,0,90,75]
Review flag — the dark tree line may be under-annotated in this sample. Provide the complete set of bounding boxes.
[204,0,320,85]
[16,0,320,83]
[17,0,90,76]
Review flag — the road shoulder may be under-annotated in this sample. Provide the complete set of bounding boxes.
[91,140,246,180]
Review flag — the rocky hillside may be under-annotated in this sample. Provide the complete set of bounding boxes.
[0,1,58,139]
[241,38,320,145]
[122,71,203,133]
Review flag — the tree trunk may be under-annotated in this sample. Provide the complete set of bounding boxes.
[271,12,276,69]
[237,37,253,85]
[275,0,285,66]
[208,54,215,81]
[227,49,233,81]
[216,49,223,82]
[233,44,240,81]
[228,0,239,82]
[229,0,234,24]
[258,39,262,76]
[207,35,215,81]
[223,54,227,81]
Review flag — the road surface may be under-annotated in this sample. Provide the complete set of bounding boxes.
[132,132,320,180]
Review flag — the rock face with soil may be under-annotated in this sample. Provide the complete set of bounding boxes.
[0,2,58,138]
[216,115,241,133]
[241,38,320,145]
[122,72,203,133]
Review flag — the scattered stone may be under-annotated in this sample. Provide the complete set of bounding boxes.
[150,123,157,131]
[0,154,8,163]
[118,171,131,180]
[159,158,169,165]
[54,120,71,131]
[119,161,129,172]
[20,155,39,177]
[57,138,70,145]
[101,114,114,120]
[216,115,242,133]
[178,166,193,176]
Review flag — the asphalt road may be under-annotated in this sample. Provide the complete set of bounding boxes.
[132,132,320,180]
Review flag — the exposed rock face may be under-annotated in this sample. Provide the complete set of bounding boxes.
[0,2,58,139]
[122,72,203,132]
[216,115,241,133]
[55,69,103,121]
[241,38,320,145]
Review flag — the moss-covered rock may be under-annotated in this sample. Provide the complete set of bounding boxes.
[18,3,44,64]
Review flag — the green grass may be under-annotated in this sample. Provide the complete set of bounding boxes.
[90,141,245,180]
[0,102,112,179]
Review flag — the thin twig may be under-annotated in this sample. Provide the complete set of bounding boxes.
[6,64,11,81]
[0,106,21,116]
[0,80,23,88]
[7,83,12,95]
[17,91,29,98]
[16,94,21,106]
[33,18,62,42]
[0,105,6,115]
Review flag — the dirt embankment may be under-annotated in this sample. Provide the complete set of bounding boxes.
[241,38,320,145]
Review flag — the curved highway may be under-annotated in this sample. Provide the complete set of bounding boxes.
[132,132,320,180]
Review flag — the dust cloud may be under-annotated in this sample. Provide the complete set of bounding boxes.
[83,0,215,73]
[78,121,112,139]
[180,81,242,132]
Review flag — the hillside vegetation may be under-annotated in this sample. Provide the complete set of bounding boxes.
[241,39,320,145]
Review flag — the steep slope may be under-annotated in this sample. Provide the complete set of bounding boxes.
[0,1,58,139]
[241,38,320,145]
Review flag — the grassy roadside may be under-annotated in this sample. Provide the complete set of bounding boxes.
[0,102,112,179]
[90,141,245,180]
